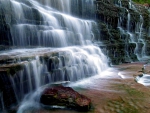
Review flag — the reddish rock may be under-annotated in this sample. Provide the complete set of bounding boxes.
[40,86,91,111]
[143,3,150,8]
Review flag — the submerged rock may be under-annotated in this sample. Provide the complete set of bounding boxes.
[40,86,91,111]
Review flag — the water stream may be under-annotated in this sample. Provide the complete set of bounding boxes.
[0,0,108,112]
[0,0,149,112]
[116,0,148,61]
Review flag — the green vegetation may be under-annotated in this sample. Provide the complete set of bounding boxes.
[132,0,150,4]
[107,99,139,113]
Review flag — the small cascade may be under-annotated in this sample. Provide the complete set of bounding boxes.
[8,46,107,104]
[116,0,147,62]
[0,0,96,47]
[94,0,150,64]
[114,0,122,7]
[129,0,132,9]
[117,9,132,62]
[126,10,132,62]
[16,87,45,113]
[0,45,108,112]
[135,15,145,59]
[8,0,95,47]
[37,0,71,14]
[127,11,130,31]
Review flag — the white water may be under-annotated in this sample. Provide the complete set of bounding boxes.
[10,47,108,112]
[136,74,150,86]
[136,64,150,86]
[117,1,147,61]
[129,0,132,9]
[127,11,130,31]
[17,87,45,113]
[8,46,108,103]
[1,0,96,47]
[117,12,132,62]
[0,0,108,112]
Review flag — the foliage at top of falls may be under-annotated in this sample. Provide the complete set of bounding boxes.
[132,0,150,4]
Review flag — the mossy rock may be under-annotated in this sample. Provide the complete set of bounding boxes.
[0,62,25,75]
[40,86,91,111]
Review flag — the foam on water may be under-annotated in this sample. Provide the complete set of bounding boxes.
[136,74,150,86]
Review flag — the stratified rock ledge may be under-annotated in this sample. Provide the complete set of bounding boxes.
[40,85,91,111]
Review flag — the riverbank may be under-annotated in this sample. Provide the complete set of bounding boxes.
[70,62,150,113]
[15,62,150,113]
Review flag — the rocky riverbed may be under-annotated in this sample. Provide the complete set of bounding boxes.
[10,62,150,113]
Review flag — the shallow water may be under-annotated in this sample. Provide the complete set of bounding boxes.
[13,63,150,113]
[136,74,150,86]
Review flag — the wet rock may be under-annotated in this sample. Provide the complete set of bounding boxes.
[94,0,150,65]
[143,3,150,8]
[40,86,91,111]
[0,62,25,75]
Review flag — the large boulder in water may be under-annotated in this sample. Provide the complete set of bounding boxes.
[40,86,91,111]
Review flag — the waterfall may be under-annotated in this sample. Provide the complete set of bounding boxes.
[116,0,147,62]
[115,0,122,7]
[9,0,94,46]
[8,46,108,104]
[129,0,132,9]
[0,0,108,111]
[127,11,130,31]
[0,0,96,47]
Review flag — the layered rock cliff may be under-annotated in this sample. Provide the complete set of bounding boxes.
[0,0,150,111]
[94,0,150,64]
[0,0,150,64]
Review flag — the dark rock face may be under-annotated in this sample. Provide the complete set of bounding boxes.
[40,86,91,111]
[94,0,150,65]
[0,72,17,109]
[0,2,12,48]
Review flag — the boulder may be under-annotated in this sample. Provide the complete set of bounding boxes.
[40,85,91,111]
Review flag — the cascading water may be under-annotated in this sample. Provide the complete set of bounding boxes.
[1,0,96,47]
[116,0,148,62]
[117,8,132,62]
[0,0,108,112]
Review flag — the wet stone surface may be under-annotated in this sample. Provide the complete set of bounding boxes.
[40,85,91,111]
[16,62,150,113]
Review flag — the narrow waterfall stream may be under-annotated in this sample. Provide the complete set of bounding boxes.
[0,0,108,112]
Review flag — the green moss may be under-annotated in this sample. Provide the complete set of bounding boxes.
[132,0,150,4]
[0,63,24,76]
[20,56,35,61]
[107,98,139,113]
[8,64,24,75]
[114,84,145,97]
